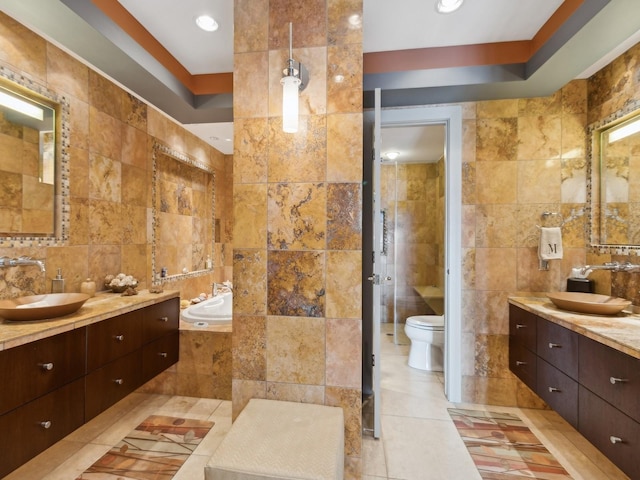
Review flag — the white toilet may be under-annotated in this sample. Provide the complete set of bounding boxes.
[404,315,445,371]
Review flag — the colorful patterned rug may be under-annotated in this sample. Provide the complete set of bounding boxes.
[77,415,214,480]
[448,408,572,479]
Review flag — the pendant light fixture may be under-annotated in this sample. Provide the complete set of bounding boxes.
[281,22,308,133]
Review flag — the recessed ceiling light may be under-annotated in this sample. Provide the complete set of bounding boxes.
[195,14,219,32]
[385,152,400,160]
[435,0,464,14]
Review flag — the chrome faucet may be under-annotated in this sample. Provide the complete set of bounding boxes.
[212,282,232,296]
[580,261,640,276]
[0,255,45,272]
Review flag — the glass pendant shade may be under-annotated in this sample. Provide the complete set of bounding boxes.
[281,75,301,133]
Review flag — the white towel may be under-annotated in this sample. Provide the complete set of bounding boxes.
[539,227,563,260]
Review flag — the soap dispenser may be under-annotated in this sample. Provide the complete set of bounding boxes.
[52,268,65,293]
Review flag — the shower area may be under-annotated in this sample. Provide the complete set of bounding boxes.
[379,124,446,344]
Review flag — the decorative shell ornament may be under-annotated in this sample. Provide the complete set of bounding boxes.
[105,273,138,295]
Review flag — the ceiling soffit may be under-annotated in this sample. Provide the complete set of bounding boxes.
[2,0,640,123]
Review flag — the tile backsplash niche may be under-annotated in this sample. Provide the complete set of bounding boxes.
[0,12,232,301]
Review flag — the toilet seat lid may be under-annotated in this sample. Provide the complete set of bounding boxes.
[406,315,444,329]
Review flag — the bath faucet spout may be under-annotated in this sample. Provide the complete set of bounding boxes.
[212,282,233,296]
[578,261,640,276]
[0,255,45,272]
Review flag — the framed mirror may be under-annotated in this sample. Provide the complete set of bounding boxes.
[587,98,640,254]
[0,65,69,245]
[151,142,215,285]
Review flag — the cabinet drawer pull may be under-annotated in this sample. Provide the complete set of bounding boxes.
[610,376,628,384]
[516,324,527,329]
[515,361,527,366]
[610,436,624,444]
[114,378,124,385]
[548,343,561,348]
[40,421,52,429]
[548,387,561,393]
[115,334,124,342]
[160,316,169,322]
[158,352,168,358]
[40,362,54,371]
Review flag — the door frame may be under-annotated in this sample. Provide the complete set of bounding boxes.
[366,104,463,404]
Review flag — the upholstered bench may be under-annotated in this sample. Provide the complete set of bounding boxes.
[205,398,344,480]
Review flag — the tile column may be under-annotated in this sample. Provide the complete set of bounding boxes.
[233,0,363,474]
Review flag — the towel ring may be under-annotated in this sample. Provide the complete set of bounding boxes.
[536,211,564,229]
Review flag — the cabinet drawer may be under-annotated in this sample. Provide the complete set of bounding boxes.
[508,339,537,391]
[509,304,537,351]
[579,335,640,422]
[142,298,179,344]
[85,349,142,420]
[0,378,85,478]
[142,331,179,383]
[579,386,640,479]
[537,359,578,428]
[87,310,142,372]
[536,318,578,379]
[0,328,86,416]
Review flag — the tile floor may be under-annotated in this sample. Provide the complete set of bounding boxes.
[362,323,629,479]
[5,324,630,479]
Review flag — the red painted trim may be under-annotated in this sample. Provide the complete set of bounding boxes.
[363,0,583,74]
[92,0,233,95]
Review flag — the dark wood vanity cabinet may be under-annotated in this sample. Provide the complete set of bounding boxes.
[0,327,86,416]
[141,297,180,383]
[0,296,179,478]
[87,310,143,371]
[535,316,579,429]
[0,379,85,477]
[578,336,640,478]
[85,298,180,420]
[0,329,86,478]
[509,304,640,478]
[508,305,538,391]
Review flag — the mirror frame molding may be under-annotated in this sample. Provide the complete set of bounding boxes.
[0,65,70,246]
[587,97,640,255]
[151,141,215,286]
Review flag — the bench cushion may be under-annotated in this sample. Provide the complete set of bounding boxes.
[205,399,344,480]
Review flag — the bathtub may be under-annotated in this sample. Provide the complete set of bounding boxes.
[180,291,232,326]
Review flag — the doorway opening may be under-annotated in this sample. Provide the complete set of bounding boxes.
[379,124,446,345]
[362,103,462,438]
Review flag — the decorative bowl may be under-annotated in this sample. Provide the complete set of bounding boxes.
[110,283,138,293]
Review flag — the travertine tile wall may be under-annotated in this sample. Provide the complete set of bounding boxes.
[464,42,640,406]
[232,0,363,475]
[0,12,232,301]
[380,162,443,322]
[461,82,590,406]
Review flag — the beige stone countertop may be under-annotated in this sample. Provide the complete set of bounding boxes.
[0,289,180,351]
[509,296,640,360]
